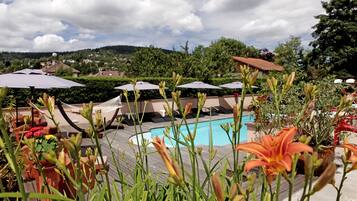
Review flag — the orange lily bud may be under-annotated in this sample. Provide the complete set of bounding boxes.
[152,137,182,185]
[211,172,224,201]
[233,104,240,125]
[184,102,193,117]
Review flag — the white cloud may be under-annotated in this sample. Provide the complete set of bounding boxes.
[33,34,83,51]
[0,0,324,51]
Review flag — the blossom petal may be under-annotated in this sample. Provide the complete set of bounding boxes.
[350,155,357,163]
[237,142,270,159]
[281,155,292,171]
[260,135,274,148]
[279,127,298,154]
[244,160,268,172]
[287,143,313,154]
[341,144,357,155]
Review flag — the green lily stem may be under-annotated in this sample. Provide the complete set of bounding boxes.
[0,105,27,201]
[336,161,348,201]
[275,174,281,201]
[123,94,145,177]
[88,118,112,201]
[234,85,246,183]
[306,168,314,201]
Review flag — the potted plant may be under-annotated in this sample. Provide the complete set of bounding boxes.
[22,127,62,194]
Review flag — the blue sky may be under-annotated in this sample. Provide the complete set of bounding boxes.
[0,0,324,52]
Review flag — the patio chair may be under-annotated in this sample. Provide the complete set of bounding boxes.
[213,106,233,114]
[148,112,173,123]
[201,107,219,116]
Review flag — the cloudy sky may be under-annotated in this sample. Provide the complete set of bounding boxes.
[0,0,324,52]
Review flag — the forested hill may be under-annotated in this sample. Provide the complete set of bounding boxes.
[0,45,172,60]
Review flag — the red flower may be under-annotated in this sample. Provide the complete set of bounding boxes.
[24,131,33,138]
[34,131,44,137]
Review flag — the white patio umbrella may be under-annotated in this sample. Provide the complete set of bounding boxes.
[177,81,221,89]
[0,69,84,89]
[115,81,160,113]
[346,79,355,84]
[177,81,221,111]
[334,79,343,84]
[219,81,258,89]
[0,69,84,125]
[114,81,160,91]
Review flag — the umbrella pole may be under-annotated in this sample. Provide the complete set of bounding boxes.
[30,86,34,127]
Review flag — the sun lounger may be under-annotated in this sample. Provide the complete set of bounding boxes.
[148,112,174,123]
[201,107,219,116]
[213,106,233,114]
[174,109,204,119]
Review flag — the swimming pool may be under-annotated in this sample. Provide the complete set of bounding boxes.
[131,115,255,147]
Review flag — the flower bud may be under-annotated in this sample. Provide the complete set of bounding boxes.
[80,102,94,122]
[42,151,57,165]
[220,123,231,133]
[172,72,182,86]
[267,77,278,93]
[197,92,207,110]
[303,153,313,177]
[123,90,128,99]
[172,91,182,109]
[152,137,182,185]
[248,70,259,87]
[58,148,66,166]
[159,81,166,98]
[211,172,224,201]
[183,102,193,117]
[233,104,240,125]
[229,183,239,199]
[240,65,250,83]
[311,163,336,193]
[338,96,352,110]
[94,110,103,128]
[197,147,203,155]
[304,84,318,102]
[232,195,244,201]
[164,104,173,117]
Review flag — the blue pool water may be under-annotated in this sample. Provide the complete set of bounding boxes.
[150,115,255,146]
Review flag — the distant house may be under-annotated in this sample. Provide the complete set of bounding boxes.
[41,61,80,77]
[95,69,125,77]
[232,56,284,73]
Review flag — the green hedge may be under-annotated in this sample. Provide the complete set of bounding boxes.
[2,76,261,107]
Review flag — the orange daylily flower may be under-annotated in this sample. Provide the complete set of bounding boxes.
[236,127,313,180]
[152,137,182,184]
[341,143,357,171]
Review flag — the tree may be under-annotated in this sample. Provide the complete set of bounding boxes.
[274,37,305,72]
[310,0,357,76]
[191,38,260,78]
[131,46,173,77]
[259,48,275,62]
[55,67,73,77]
